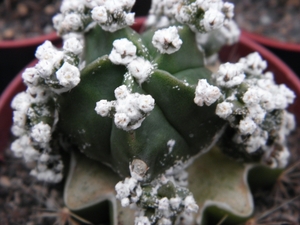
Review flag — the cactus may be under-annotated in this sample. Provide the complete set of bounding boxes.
[10,0,296,224]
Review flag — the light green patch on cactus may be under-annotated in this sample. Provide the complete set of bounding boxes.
[187,147,253,225]
[64,151,135,225]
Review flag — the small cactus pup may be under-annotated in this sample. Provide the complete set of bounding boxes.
[9,0,296,224]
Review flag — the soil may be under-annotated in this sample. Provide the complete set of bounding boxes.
[0,0,61,40]
[1,127,300,225]
[230,0,300,44]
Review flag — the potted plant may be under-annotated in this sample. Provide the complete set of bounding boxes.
[229,0,300,77]
[1,0,300,224]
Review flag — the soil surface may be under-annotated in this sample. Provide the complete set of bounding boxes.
[1,127,300,225]
[0,0,61,40]
[230,0,300,44]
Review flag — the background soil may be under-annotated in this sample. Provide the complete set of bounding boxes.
[230,0,300,44]
[0,0,61,40]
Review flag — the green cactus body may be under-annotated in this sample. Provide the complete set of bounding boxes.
[57,24,226,180]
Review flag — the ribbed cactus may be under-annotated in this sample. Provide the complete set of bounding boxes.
[10,0,296,224]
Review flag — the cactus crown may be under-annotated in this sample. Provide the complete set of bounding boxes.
[10,0,296,224]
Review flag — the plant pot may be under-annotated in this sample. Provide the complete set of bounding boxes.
[0,19,300,224]
[0,32,62,95]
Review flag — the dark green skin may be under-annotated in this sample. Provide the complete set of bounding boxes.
[56,24,226,180]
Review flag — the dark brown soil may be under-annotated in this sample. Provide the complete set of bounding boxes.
[230,0,300,44]
[0,0,61,40]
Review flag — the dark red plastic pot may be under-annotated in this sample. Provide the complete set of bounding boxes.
[0,32,61,95]
[1,21,300,160]
[242,30,300,77]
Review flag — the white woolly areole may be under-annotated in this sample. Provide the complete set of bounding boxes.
[22,67,40,86]
[56,62,81,90]
[109,38,137,65]
[135,216,151,225]
[152,26,183,54]
[216,102,233,119]
[202,8,225,31]
[238,117,257,135]
[247,104,266,125]
[184,195,199,213]
[283,111,296,135]
[276,147,290,168]
[137,94,155,113]
[95,99,113,117]
[214,62,245,88]
[63,37,83,55]
[11,135,37,160]
[11,92,31,113]
[127,57,154,84]
[219,20,241,45]
[170,197,182,210]
[222,2,235,19]
[35,60,54,79]
[60,0,85,13]
[239,52,267,75]
[246,132,268,153]
[91,6,108,23]
[35,41,64,69]
[115,84,130,99]
[61,12,83,31]
[194,79,221,106]
[95,85,155,131]
[31,167,63,183]
[158,197,170,211]
[158,218,172,225]
[115,176,142,207]
[243,87,262,105]
[13,111,27,128]
[31,122,52,143]
[26,86,51,103]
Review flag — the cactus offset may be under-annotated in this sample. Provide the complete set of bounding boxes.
[10,0,295,224]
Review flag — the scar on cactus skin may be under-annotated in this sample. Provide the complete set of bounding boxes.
[9,0,296,224]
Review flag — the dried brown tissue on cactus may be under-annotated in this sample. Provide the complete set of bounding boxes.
[9,0,296,224]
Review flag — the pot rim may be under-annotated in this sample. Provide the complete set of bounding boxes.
[242,30,300,52]
[0,32,59,49]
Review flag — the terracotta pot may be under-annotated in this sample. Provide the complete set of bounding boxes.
[0,32,61,94]
[1,23,300,161]
[242,30,300,77]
